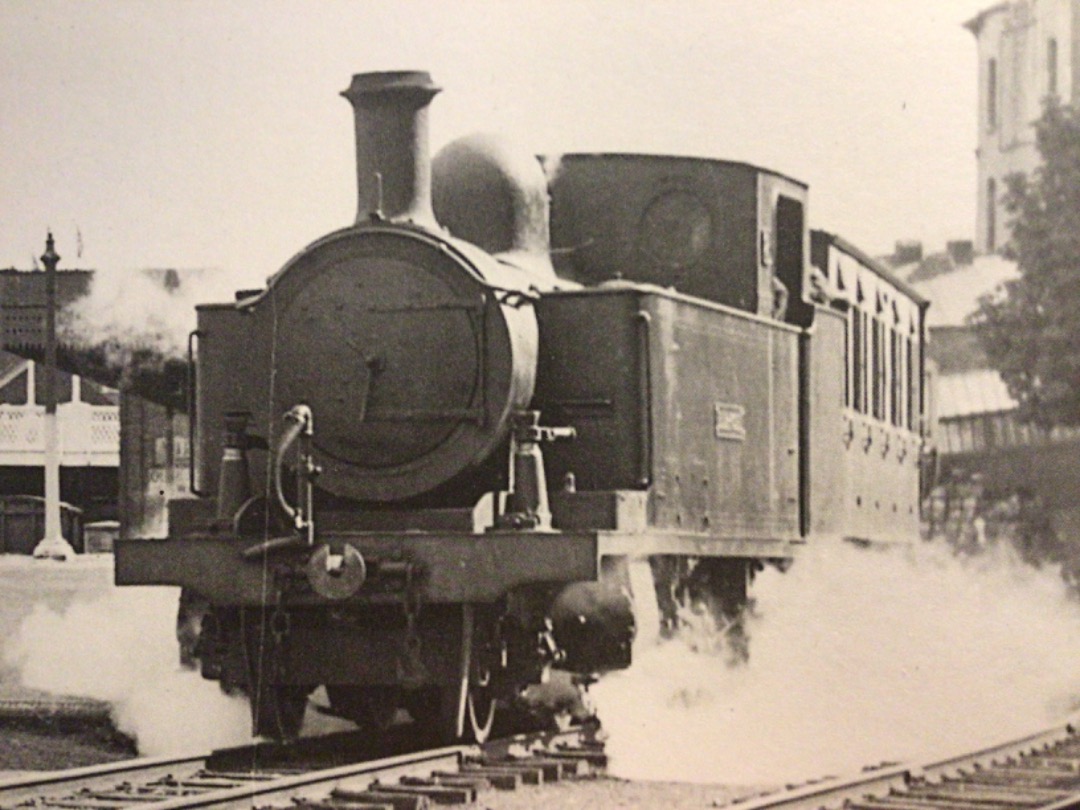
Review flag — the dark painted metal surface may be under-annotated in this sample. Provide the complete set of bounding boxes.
[194,227,537,505]
[804,307,847,539]
[341,70,441,227]
[114,531,600,604]
[536,284,801,542]
[534,289,648,493]
[546,154,808,317]
[645,291,800,539]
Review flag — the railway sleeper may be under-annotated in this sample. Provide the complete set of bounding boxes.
[457,762,544,785]
[196,771,279,781]
[469,754,568,780]
[85,792,178,803]
[1023,756,1080,770]
[905,787,1066,806]
[433,768,520,789]
[847,801,987,810]
[539,746,609,768]
[366,782,476,803]
[851,795,1024,810]
[318,799,424,810]
[908,783,1070,803]
[331,789,431,810]
[960,767,1080,787]
[399,774,492,790]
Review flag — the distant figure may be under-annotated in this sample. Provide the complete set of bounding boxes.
[972,515,987,546]
[771,275,789,320]
[808,266,831,304]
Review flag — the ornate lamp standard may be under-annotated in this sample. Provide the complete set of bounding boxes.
[32,232,75,560]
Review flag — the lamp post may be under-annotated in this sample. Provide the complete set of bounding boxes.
[32,232,75,560]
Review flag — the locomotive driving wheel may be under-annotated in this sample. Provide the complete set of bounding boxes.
[465,666,497,742]
[251,684,311,741]
[242,607,314,741]
[404,604,504,744]
[326,686,400,732]
[459,603,506,743]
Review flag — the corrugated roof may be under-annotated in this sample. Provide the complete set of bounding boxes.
[936,369,1016,419]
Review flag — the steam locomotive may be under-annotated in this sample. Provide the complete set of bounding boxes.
[115,70,929,742]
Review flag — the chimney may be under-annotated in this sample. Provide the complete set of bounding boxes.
[894,240,923,265]
[946,239,974,265]
[341,71,441,227]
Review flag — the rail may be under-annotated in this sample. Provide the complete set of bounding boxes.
[725,713,1080,810]
[6,716,1080,810]
[0,728,603,810]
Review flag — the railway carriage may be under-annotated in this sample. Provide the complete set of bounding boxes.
[115,70,929,742]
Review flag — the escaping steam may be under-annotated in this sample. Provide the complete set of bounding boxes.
[4,585,253,755]
[592,540,1080,786]
[59,267,249,369]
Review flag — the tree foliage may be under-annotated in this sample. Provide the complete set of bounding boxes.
[974,101,1080,427]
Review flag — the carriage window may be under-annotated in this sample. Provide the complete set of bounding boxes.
[871,318,883,420]
[852,308,864,413]
[890,328,901,428]
[906,336,915,431]
[844,313,852,408]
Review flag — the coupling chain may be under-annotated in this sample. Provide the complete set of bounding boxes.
[403,563,423,649]
[269,580,291,684]
[397,563,429,688]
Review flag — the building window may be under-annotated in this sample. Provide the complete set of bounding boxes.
[1048,37,1058,96]
[988,58,998,129]
[987,178,997,252]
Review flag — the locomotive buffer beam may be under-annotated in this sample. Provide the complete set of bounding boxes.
[114,529,798,607]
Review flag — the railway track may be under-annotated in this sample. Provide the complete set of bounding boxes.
[7,716,1080,810]
[727,714,1080,810]
[0,729,605,810]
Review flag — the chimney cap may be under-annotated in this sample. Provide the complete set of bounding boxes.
[342,71,441,105]
[946,239,974,265]
[894,239,923,264]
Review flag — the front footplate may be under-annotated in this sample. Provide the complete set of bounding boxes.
[116,528,802,606]
[115,530,603,605]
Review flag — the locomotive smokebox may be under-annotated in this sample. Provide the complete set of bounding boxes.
[341,71,441,227]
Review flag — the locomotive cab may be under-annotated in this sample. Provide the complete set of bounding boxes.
[546,152,813,326]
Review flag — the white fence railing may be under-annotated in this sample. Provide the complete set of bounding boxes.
[0,404,119,466]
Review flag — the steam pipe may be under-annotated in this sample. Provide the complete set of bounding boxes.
[341,71,441,227]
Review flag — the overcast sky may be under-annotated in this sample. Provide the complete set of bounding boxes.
[2,1,992,289]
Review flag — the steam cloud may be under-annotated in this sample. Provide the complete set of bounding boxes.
[593,540,1080,786]
[4,586,253,755]
[59,267,248,366]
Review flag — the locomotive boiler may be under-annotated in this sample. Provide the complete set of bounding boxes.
[115,70,929,742]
